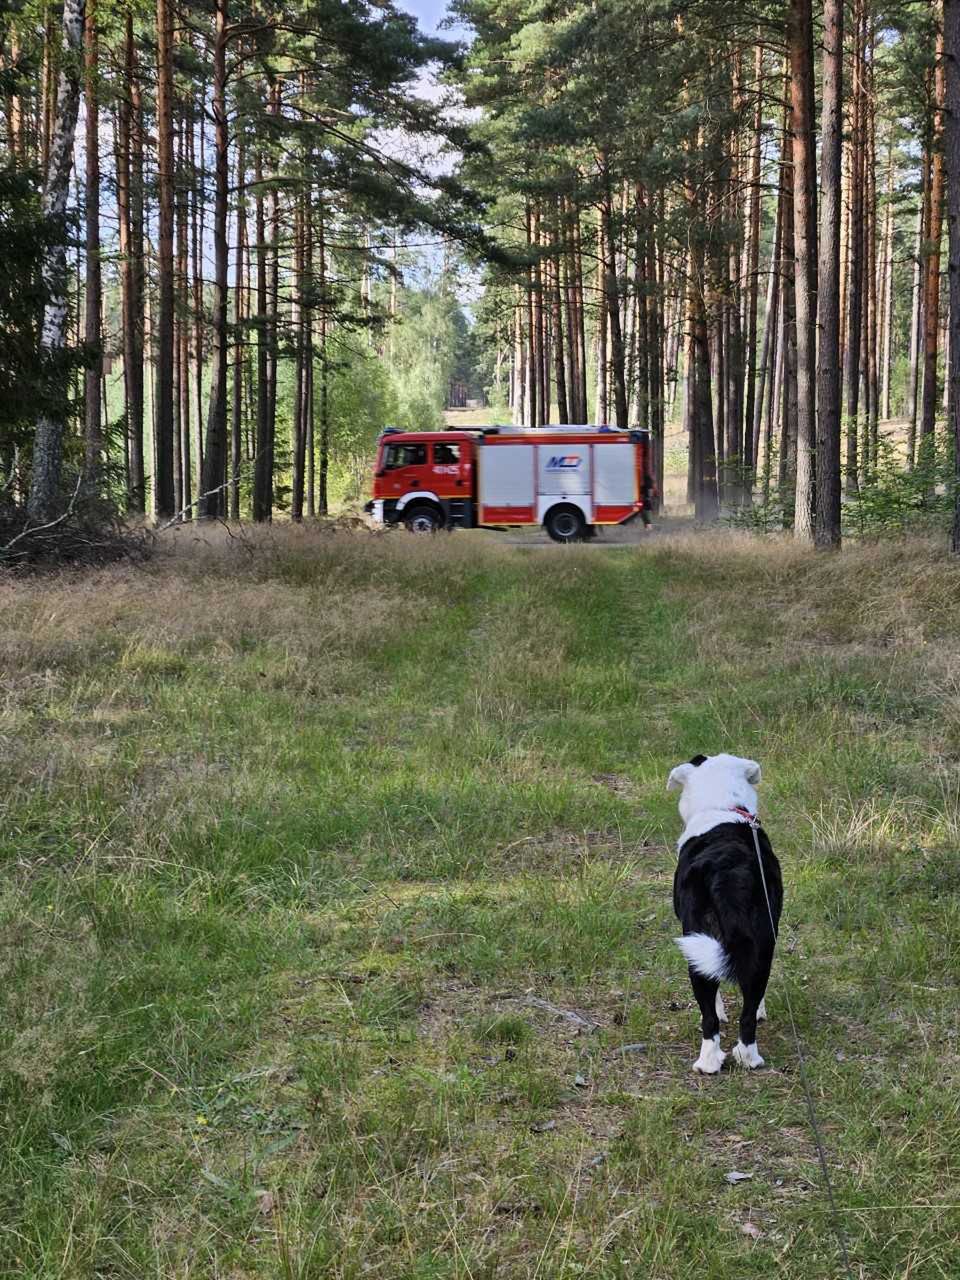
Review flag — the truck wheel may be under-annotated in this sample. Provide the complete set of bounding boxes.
[403,504,443,533]
[544,505,587,544]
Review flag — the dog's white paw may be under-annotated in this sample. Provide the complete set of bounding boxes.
[757,998,767,1022]
[693,1036,727,1074]
[731,1040,765,1069]
[715,991,728,1022]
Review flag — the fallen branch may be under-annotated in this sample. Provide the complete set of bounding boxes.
[0,474,82,556]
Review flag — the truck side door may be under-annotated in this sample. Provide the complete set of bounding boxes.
[381,441,427,498]
[429,440,470,498]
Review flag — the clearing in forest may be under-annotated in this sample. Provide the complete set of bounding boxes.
[2,528,958,1278]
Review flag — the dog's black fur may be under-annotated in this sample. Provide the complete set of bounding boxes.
[673,822,783,1052]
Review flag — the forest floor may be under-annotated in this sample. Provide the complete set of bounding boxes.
[3,526,959,1278]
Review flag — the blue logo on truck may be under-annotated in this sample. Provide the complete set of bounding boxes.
[546,455,582,470]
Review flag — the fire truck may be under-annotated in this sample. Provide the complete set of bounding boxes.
[364,425,652,543]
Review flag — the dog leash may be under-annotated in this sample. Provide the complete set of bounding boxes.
[746,814,856,1279]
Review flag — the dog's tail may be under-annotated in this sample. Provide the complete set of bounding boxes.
[674,932,733,982]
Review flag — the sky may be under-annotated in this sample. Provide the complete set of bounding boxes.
[398,0,470,42]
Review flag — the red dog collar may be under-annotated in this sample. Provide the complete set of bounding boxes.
[730,805,759,824]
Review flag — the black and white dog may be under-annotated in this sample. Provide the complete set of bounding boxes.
[667,753,783,1074]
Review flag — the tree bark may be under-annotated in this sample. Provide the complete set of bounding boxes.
[83,0,102,491]
[779,79,798,519]
[231,135,246,520]
[601,169,629,428]
[754,177,783,472]
[525,203,538,426]
[253,151,272,521]
[595,215,608,423]
[317,199,329,515]
[920,29,946,457]
[864,72,879,477]
[815,0,843,549]
[199,0,229,519]
[154,0,176,518]
[788,0,817,541]
[944,0,960,550]
[117,14,145,512]
[27,0,85,522]
[552,200,569,423]
[844,2,866,491]
[743,43,764,483]
[880,139,895,421]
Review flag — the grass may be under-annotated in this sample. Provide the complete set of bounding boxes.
[2,523,959,1278]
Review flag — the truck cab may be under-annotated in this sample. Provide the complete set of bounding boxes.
[367,429,478,531]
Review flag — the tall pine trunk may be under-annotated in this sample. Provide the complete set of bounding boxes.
[199,0,229,519]
[117,13,145,512]
[154,0,176,517]
[600,169,629,427]
[83,0,103,491]
[231,137,246,519]
[743,43,764,486]
[788,0,817,542]
[253,151,272,522]
[27,0,84,522]
[920,34,946,458]
[844,4,866,491]
[944,0,960,550]
[816,0,843,548]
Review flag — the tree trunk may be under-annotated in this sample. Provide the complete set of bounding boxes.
[844,3,866,492]
[552,201,569,423]
[601,171,629,427]
[944,0,960,550]
[816,0,843,549]
[880,138,895,421]
[253,153,272,522]
[190,106,205,490]
[907,198,925,464]
[574,202,588,421]
[743,43,764,482]
[154,0,176,518]
[302,177,314,517]
[754,177,783,471]
[199,0,229,519]
[687,161,718,520]
[779,80,798,520]
[864,72,879,477]
[920,32,946,457]
[83,0,102,491]
[117,14,145,512]
[231,135,246,520]
[317,200,329,515]
[27,0,85,522]
[595,215,608,423]
[525,203,538,426]
[788,0,817,542]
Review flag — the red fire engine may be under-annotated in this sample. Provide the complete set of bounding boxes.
[364,426,652,543]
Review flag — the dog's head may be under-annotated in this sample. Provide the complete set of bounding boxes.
[666,753,762,826]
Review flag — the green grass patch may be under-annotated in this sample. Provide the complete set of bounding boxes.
[1,526,959,1277]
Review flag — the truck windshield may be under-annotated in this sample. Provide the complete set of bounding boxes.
[383,444,427,469]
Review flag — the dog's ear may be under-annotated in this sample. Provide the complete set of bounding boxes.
[741,759,762,785]
[667,762,693,793]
